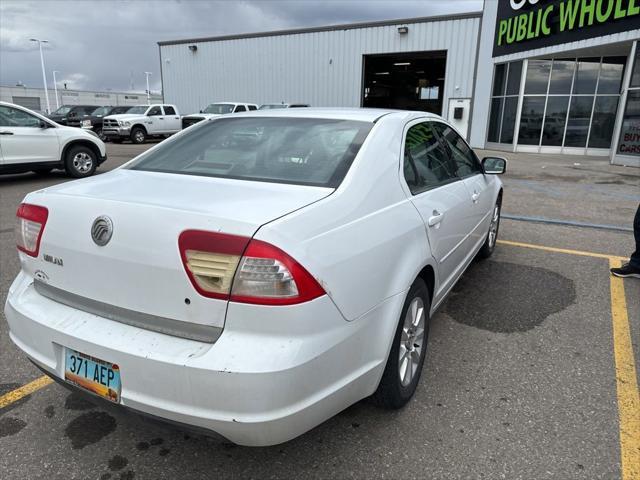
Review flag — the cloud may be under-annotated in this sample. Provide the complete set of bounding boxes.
[0,0,482,93]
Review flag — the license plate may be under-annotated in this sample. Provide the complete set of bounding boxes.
[64,348,121,403]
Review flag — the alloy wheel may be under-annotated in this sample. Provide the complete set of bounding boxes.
[72,152,94,174]
[398,296,426,387]
[134,130,145,143]
[488,203,500,248]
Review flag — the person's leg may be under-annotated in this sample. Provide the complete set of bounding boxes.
[611,203,640,278]
[630,203,640,269]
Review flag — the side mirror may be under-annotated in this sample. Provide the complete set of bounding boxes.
[39,120,49,129]
[199,109,203,113]
[482,157,507,175]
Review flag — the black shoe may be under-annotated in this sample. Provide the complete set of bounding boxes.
[610,263,640,278]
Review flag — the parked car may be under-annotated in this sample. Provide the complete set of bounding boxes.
[67,105,133,141]
[0,101,107,177]
[47,105,100,126]
[259,103,310,109]
[181,102,258,129]
[102,104,181,144]
[5,108,505,446]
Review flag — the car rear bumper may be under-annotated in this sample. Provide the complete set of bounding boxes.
[5,272,401,446]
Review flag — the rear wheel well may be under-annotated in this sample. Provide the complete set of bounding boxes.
[416,265,435,305]
[61,140,101,163]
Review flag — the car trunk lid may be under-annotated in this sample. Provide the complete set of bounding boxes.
[23,169,332,340]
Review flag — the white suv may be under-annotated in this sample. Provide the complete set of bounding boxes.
[0,102,107,178]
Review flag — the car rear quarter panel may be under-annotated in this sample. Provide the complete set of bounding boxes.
[254,115,434,322]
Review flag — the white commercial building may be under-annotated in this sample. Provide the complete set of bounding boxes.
[1,85,162,113]
[159,1,640,166]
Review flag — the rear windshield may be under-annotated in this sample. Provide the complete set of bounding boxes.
[203,103,234,114]
[259,104,287,110]
[128,117,372,187]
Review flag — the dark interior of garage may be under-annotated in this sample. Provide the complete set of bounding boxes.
[362,51,447,114]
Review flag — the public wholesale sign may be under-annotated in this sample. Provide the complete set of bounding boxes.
[493,0,640,57]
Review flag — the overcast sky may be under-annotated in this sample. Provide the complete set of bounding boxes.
[0,0,482,94]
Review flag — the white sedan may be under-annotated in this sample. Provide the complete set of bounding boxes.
[5,109,505,446]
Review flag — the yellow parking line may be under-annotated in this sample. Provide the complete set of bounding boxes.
[500,240,638,479]
[609,258,640,480]
[497,239,626,260]
[0,375,53,409]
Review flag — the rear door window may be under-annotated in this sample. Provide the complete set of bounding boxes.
[234,105,247,112]
[403,122,458,194]
[164,106,176,115]
[128,117,373,188]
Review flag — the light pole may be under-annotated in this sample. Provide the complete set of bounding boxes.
[144,72,152,105]
[52,70,60,110]
[30,38,51,114]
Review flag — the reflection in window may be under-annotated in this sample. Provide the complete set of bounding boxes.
[492,64,506,96]
[404,122,457,192]
[630,48,640,88]
[589,96,619,148]
[597,57,626,94]
[573,58,600,94]
[524,60,551,94]
[549,59,575,94]
[618,90,640,156]
[487,98,503,143]
[506,61,522,95]
[542,96,569,146]
[565,96,594,147]
[487,61,522,144]
[501,97,518,144]
[519,97,546,145]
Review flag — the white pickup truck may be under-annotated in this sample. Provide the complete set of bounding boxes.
[181,102,258,129]
[102,104,181,144]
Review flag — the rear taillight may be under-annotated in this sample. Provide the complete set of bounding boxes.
[178,230,325,305]
[16,203,49,257]
[230,239,325,305]
[179,230,250,300]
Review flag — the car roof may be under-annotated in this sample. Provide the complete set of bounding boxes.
[236,107,440,123]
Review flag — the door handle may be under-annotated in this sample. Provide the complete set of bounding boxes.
[471,192,480,203]
[158,118,164,120]
[428,210,444,227]
[0,131,14,135]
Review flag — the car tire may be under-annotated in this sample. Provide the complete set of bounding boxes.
[95,127,106,142]
[64,145,97,178]
[32,168,53,176]
[477,196,502,259]
[130,127,147,144]
[372,278,430,409]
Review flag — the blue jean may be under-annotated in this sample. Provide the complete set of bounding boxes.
[630,203,640,269]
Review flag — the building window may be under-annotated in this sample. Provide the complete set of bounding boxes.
[618,47,640,157]
[487,61,523,144]
[517,56,625,150]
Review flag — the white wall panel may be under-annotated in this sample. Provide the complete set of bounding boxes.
[160,16,481,117]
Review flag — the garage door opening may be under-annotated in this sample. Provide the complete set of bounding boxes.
[362,51,447,114]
